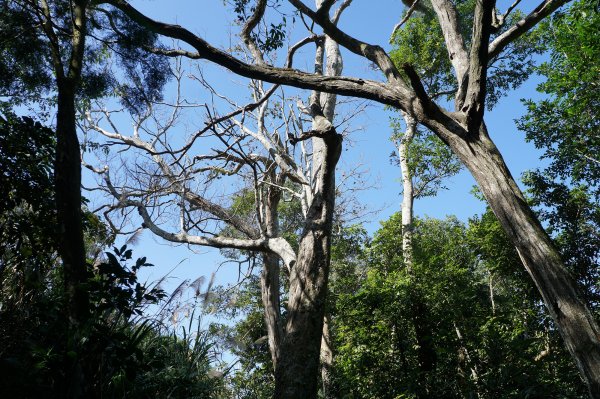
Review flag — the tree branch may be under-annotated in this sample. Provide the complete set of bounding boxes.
[463,0,494,133]
[103,0,404,107]
[390,0,422,40]
[288,0,408,87]
[488,0,571,59]
[430,0,469,83]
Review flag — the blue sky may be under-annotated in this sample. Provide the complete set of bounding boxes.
[100,0,550,298]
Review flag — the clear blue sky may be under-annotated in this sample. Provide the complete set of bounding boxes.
[94,0,550,299]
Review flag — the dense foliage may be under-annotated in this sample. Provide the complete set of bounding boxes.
[0,110,224,398]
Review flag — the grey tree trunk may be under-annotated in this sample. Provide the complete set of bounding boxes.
[449,124,600,398]
[320,313,334,398]
[274,128,342,399]
[261,182,284,371]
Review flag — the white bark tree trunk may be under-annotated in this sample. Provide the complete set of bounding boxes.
[399,111,416,271]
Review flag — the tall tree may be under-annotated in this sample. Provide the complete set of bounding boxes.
[91,0,600,395]
[84,1,361,395]
[1,2,171,394]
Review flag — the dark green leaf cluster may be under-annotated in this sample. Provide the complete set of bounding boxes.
[0,0,172,114]
[0,109,223,397]
[0,108,57,271]
[0,4,53,103]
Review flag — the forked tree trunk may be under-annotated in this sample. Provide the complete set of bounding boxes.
[274,131,342,399]
[449,123,600,398]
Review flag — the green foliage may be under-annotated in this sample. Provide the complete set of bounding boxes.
[390,9,454,100]
[0,108,223,397]
[518,0,600,186]
[0,108,57,272]
[332,213,587,398]
[0,0,172,115]
[524,173,600,308]
[0,4,53,104]
[133,316,225,398]
[211,273,277,399]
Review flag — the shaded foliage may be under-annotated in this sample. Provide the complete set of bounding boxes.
[332,213,587,398]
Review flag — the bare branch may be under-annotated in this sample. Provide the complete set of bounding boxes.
[390,0,422,40]
[133,201,297,269]
[489,0,571,59]
[240,0,268,64]
[288,0,408,87]
[104,0,404,107]
[492,0,522,29]
[430,0,469,83]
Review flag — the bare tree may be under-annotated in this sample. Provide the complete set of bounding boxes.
[84,2,359,395]
[97,0,600,396]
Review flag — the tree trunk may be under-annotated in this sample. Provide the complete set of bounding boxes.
[56,81,89,331]
[320,313,334,398]
[449,124,600,398]
[56,79,89,399]
[261,182,284,371]
[398,111,437,398]
[53,3,89,396]
[274,131,342,399]
[261,252,283,371]
[399,111,415,270]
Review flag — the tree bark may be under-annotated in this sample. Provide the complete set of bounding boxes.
[399,111,416,270]
[48,2,90,397]
[320,313,334,398]
[274,130,342,399]
[56,78,90,399]
[56,81,89,331]
[261,182,284,371]
[449,124,600,398]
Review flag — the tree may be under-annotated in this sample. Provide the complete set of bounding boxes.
[83,1,364,394]
[98,0,600,395]
[1,2,171,394]
[0,112,224,396]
